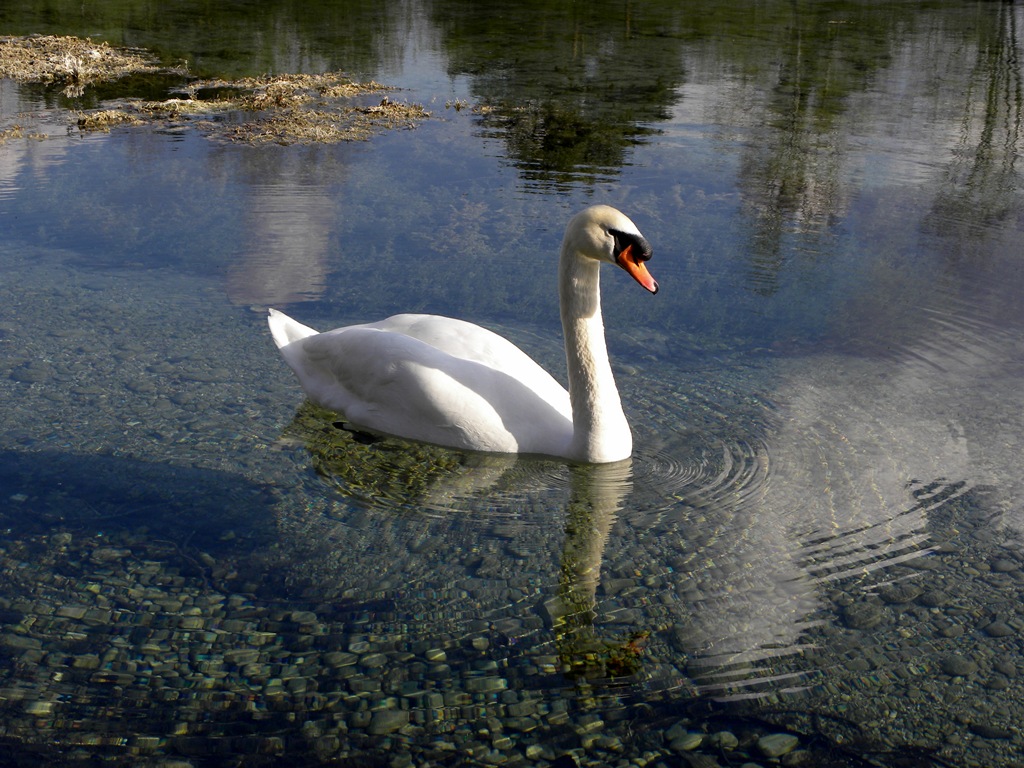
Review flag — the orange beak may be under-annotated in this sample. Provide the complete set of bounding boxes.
[616,244,659,294]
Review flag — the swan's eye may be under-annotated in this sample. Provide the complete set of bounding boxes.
[609,229,653,262]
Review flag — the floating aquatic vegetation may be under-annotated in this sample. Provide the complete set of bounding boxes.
[76,73,429,145]
[74,108,146,130]
[74,97,235,132]
[223,97,429,145]
[183,71,399,107]
[0,35,428,144]
[0,125,45,144]
[0,34,159,96]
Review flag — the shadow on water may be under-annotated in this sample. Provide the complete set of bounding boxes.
[0,451,281,765]
[0,449,277,546]
[0,451,280,606]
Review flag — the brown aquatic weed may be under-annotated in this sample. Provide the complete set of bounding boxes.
[0,125,46,144]
[74,69,429,145]
[0,34,159,96]
[1,35,429,145]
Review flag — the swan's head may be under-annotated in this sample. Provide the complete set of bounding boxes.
[564,205,658,294]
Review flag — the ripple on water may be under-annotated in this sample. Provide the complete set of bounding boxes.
[608,340,998,700]
[273,300,1021,705]
[274,365,844,701]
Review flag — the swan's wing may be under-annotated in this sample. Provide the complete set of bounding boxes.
[355,314,572,409]
[281,323,573,455]
[363,314,550,371]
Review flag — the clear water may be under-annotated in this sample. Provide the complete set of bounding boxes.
[2,1,1024,765]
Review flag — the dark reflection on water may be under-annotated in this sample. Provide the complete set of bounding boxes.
[924,1,1022,238]
[1,0,1024,765]
[432,1,682,188]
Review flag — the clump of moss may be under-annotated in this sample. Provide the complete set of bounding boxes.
[0,35,159,96]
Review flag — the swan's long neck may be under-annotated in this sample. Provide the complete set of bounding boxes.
[559,245,632,463]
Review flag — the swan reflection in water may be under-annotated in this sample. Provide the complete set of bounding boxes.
[275,314,1008,702]
[279,410,657,676]
[275,405,821,698]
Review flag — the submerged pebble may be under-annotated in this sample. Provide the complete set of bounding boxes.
[669,732,703,752]
[842,601,885,630]
[879,583,922,604]
[982,621,1015,638]
[968,722,1014,740]
[10,362,54,383]
[368,709,410,735]
[940,656,979,677]
[758,733,799,758]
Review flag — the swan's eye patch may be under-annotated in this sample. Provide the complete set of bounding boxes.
[610,229,653,262]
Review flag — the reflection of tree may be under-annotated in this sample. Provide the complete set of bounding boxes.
[926,2,1022,242]
[727,3,1022,297]
[484,101,659,188]
[431,0,684,188]
[0,0,405,79]
[730,6,899,295]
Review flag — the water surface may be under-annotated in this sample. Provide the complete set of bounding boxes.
[1,1,1023,766]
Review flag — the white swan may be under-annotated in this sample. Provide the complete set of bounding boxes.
[268,205,658,463]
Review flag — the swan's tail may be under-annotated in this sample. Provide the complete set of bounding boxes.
[268,308,319,348]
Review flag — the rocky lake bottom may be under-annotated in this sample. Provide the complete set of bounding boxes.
[2,245,1024,767]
